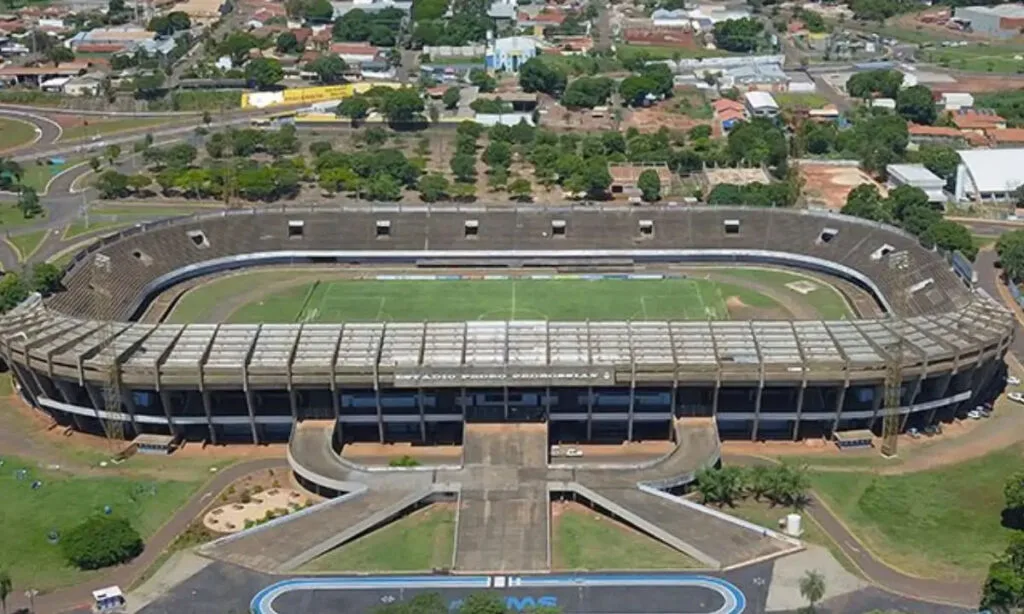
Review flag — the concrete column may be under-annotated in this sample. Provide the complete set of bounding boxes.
[288,389,299,420]
[586,386,593,442]
[376,387,384,444]
[791,382,806,441]
[83,382,106,423]
[331,384,340,421]
[244,389,260,445]
[627,379,636,442]
[751,383,764,442]
[711,382,721,416]
[53,378,87,431]
[10,363,40,407]
[418,388,426,443]
[830,383,848,436]
[119,385,141,437]
[868,382,886,432]
[201,391,217,444]
[159,390,180,438]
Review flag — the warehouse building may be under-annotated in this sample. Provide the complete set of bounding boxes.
[954,4,1024,39]
[954,148,1024,203]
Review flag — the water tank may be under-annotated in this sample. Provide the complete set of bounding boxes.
[785,513,803,537]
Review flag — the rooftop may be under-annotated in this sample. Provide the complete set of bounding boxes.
[957,148,1024,193]
[743,90,778,110]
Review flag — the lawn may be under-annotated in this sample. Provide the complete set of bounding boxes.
[0,117,38,152]
[167,270,323,324]
[773,92,831,110]
[552,504,703,570]
[810,446,1023,581]
[616,44,731,63]
[712,268,853,319]
[227,278,780,323]
[21,160,73,193]
[63,219,139,241]
[974,234,998,250]
[300,505,455,572]
[0,203,45,232]
[60,117,180,142]
[7,228,50,261]
[919,43,1024,74]
[0,456,201,592]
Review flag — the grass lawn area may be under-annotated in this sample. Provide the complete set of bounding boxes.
[21,160,74,193]
[919,43,1024,74]
[61,117,179,142]
[0,202,45,232]
[810,446,1023,581]
[616,44,731,62]
[974,234,998,250]
[0,456,201,592]
[724,498,862,577]
[0,117,38,152]
[64,219,139,241]
[7,228,50,261]
[226,277,783,323]
[773,92,831,110]
[167,270,320,324]
[714,267,853,319]
[552,504,703,570]
[300,505,455,572]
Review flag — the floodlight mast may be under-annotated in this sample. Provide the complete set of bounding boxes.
[92,253,124,449]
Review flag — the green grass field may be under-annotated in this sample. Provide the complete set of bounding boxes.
[0,456,201,591]
[552,505,702,570]
[300,505,455,572]
[0,117,38,152]
[7,228,49,261]
[228,278,773,323]
[60,117,178,143]
[810,446,1022,581]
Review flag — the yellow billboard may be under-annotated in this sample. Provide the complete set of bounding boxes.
[241,82,403,109]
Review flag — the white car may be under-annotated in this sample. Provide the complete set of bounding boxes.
[565,448,584,458]
[1008,375,1021,386]
[967,410,982,420]
[1010,392,1024,404]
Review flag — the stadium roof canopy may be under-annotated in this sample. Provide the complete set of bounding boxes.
[956,148,1024,194]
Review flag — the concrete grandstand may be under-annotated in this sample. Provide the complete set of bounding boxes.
[0,205,1012,449]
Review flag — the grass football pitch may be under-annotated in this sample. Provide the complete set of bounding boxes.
[226,278,780,323]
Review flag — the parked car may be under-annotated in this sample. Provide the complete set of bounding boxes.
[565,448,584,458]
[1007,375,1020,386]
[1009,392,1024,404]
[967,410,982,420]
[907,427,921,439]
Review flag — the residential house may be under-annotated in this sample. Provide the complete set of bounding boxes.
[330,42,381,64]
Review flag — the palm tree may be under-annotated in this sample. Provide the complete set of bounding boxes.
[799,569,826,611]
[0,568,13,614]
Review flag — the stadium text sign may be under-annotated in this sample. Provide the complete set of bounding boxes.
[392,367,615,387]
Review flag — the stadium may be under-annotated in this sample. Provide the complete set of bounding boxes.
[0,205,1014,449]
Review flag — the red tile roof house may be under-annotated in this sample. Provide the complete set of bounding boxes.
[990,128,1024,146]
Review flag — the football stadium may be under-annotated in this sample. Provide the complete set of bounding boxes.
[0,205,1013,449]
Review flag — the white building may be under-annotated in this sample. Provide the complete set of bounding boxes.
[886,163,947,204]
[954,148,1024,203]
[941,92,974,111]
[485,36,539,72]
[743,90,779,118]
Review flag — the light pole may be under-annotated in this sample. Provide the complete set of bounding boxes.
[24,588,38,613]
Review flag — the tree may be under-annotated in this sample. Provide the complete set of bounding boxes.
[0,272,28,312]
[747,465,772,502]
[0,569,10,614]
[442,87,461,110]
[450,153,477,183]
[62,515,143,570]
[727,118,788,168]
[508,178,532,202]
[998,230,1024,282]
[105,143,121,165]
[469,69,496,93]
[46,46,74,67]
[245,58,284,90]
[276,31,300,53]
[841,184,890,223]
[450,181,476,202]
[418,173,450,202]
[305,0,334,22]
[846,69,903,99]
[914,145,959,188]
[337,95,371,122]
[638,169,661,202]
[17,186,41,218]
[309,141,333,157]
[712,18,764,53]
[1006,471,1024,529]
[923,220,977,260]
[561,76,614,109]
[695,465,745,507]
[31,262,62,295]
[896,84,937,125]
[799,570,826,611]
[89,156,101,173]
[133,72,166,99]
[380,88,424,124]
[619,75,655,107]
[519,58,567,96]
[307,55,347,84]
[482,141,511,169]
[764,464,810,508]
[366,173,402,200]
[95,170,130,199]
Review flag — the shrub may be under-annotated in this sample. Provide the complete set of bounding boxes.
[61,516,143,570]
[240,490,252,504]
[389,455,422,467]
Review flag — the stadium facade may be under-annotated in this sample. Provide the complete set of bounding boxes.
[0,206,1013,444]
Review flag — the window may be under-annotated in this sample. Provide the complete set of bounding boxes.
[724,219,740,235]
[639,219,654,238]
[288,220,304,238]
[376,220,391,238]
[551,220,566,237]
[186,230,209,249]
[464,219,478,238]
[818,228,838,244]
[131,250,153,267]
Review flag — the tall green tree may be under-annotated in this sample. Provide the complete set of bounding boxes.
[896,84,937,125]
[695,465,745,507]
[0,569,11,614]
[799,570,826,611]
[637,169,661,202]
[245,58,284,90]
[519,58,567,96]
[17,186,41,218]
